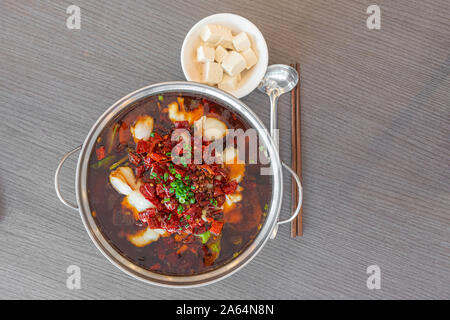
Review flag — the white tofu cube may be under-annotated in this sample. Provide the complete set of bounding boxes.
[215,45,228,63]
[202,62,223,84]
[200,25,222,45]
[218,28,233,49]
[241,48,258,69]
[218,74,241,92]
[232,32,251,52]
[221,51,246,77]
[200,25,233,47]
[197,45,215,63]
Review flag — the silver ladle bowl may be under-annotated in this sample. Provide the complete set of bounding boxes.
[258,64,299,148]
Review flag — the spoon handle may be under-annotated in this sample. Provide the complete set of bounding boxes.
[269,91,280,149]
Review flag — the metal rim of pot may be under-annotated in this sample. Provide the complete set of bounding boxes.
[55,81,302,288]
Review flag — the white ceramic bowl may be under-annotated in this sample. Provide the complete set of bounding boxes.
[181,13,268,99]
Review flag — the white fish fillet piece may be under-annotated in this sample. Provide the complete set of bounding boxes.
[194,116,227,141]
[167,98,204,124]
[127,227,166,247]
[220,146,241,164]
[126,190,155,212]
[109,167,137,195]
[131,115,154,141]
[225,189,243,206]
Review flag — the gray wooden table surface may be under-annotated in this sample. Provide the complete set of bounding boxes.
[0,0,449,299]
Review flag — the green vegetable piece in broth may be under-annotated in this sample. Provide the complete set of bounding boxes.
[107,123,120,153]
[209,242,220,253]
[195,231,211,244]
[90,155,114,169]
[109,155,129,170]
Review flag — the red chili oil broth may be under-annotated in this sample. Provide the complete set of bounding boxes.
[87,93,272,275]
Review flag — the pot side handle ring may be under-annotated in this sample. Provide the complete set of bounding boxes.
[54,145,82,210]
[270,162,303,239]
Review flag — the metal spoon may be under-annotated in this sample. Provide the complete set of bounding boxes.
[258,64,299,148]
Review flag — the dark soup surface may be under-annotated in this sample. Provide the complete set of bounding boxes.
[87,93,272,275]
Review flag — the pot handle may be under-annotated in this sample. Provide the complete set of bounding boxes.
[270,162,303,239]
[54,145,82,210]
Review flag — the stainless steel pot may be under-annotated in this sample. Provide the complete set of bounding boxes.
[54,82,302,288]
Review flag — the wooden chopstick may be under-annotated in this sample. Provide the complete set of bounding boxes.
[291,63,303,237]
[295,63,303,236]
[290,64,298,237]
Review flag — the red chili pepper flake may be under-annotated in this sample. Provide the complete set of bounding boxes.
[134,165,145,179]
[213,186,224,197]
[143,156,153,170]
[138,208,157,224]
[118,122,130,144]
[147,216,161,229]
[151,131,163,141]
[209,221,224,235]
[150,263,161,271]
[136,140,150,154]
[164,199,178,211]
[149,152,168,162]
[216,195,225,207]
[128,152,142,166]
[96,146,105,160]
[222,180,238,194]
[199,164,215,176]
[140,184,157,201]
[174,121,190,129]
